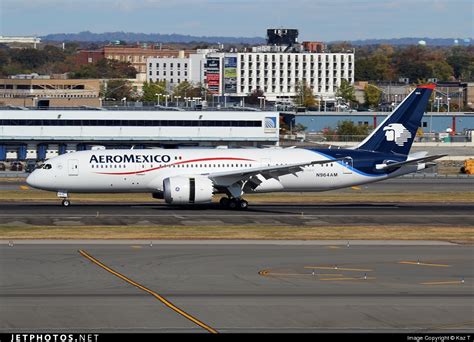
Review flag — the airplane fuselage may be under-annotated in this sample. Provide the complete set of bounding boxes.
[27,147,415,194]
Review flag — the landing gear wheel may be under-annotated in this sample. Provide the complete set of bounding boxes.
[219,197,230,208]
[239,199,249,210]
[228,198,238,210]
[61,199,71,207]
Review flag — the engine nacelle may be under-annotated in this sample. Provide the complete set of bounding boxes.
[163,176,214,204]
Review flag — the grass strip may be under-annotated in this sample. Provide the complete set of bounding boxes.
[1,190,473,203]
[1,225,472,242]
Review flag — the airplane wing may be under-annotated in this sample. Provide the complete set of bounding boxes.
[205,158,344,187]
[375,154,446,171]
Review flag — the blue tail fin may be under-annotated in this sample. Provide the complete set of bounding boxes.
[356,84,435,155]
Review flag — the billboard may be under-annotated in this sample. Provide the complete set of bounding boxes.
[206,57,220,94]
[224,56,237,94]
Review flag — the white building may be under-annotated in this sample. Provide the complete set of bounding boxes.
[146,51,208,89]
[0,109,280,160]
[146,48,354,102]
[0,36,41,48]
[206,51,354,102]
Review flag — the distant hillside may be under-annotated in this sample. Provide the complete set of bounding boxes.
[41,31,472,47]
[331,37,472,46]
[41,31,265,45]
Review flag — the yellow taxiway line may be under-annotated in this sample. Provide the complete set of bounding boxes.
[304,266,373,272]
[319,277,376,281]
[78,249,218,334]
[258,270,344,277]
[420,280,464,286]
[399,261,451,267]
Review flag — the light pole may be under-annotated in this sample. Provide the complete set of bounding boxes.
[121,97,127,107]
[435,96,442,113]
[175,96,181,107]
[335,96,342,112]
[164,94,170,107]
[258,96,265,109]
[155,93,162,106]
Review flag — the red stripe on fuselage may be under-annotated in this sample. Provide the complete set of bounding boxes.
[93,157,255,175]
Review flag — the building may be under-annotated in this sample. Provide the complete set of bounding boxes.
[0,109,280,161]
[146,51,208,88]
[0,75,101,108]
[103,46,196,74]
[0,36,41,48]
[288,112,474,136]
[145,29,354,102]
[435,82,471,111]
[204,50,354,102]
[76,46,198,74]
[75,49,105,65]
[148,50,355,102]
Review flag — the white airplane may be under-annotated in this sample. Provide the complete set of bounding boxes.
[27,84,443,209]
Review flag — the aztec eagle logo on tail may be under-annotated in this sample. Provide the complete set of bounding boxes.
[383,123,412,146]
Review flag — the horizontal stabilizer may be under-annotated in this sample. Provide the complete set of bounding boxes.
[375,154,446,171]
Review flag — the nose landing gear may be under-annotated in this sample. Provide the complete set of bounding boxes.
[57,191,70,207]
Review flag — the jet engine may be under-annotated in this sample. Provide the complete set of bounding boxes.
[163,176,214,204]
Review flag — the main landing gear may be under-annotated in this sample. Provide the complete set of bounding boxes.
[61,199,71,207]
[219,197,248,210]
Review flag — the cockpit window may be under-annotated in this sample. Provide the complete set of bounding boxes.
[43,164,52,169]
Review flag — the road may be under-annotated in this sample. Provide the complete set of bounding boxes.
[1,242,472,333]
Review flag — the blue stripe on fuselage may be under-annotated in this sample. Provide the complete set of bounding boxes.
[306,148,407,177]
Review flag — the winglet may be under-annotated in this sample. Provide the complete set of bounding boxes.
[417,83,436,90]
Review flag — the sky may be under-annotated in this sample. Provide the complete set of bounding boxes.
[0,0,472,41]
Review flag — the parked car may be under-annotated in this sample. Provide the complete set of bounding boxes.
[10,161,23,171]
[0,162,6,171]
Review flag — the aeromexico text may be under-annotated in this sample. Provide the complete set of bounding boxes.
[89,154,171,164]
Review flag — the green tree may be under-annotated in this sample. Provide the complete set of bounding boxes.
[364,84,382,109]
[103,79,134,101]
[294,81,316,107]
[245,89,265,105]
[10,48,47,70]
[336,120,371,136]
[447,47,474,80]
[172,80,203,98]
[71,59,137,79]
[336,79,356,105]
[426,60,453,81]
[293,123,307,132]
[141,80,168,102]
[355,45,394,81]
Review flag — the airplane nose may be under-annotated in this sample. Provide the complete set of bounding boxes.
[26,171,39,188]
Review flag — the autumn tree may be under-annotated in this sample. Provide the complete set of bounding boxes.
[141,80,168,102]
[364,84,382,109]
[336,79,356,105]
[172,80,203,98]
[294,81,316,107]
[245,89,265,105]
[103,79,134,101]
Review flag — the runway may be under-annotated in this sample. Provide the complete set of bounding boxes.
[0,242,473,333]
[1,202,473,227]
[1,176,474,192]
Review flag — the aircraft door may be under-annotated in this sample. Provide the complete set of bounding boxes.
[68,159,79,176]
